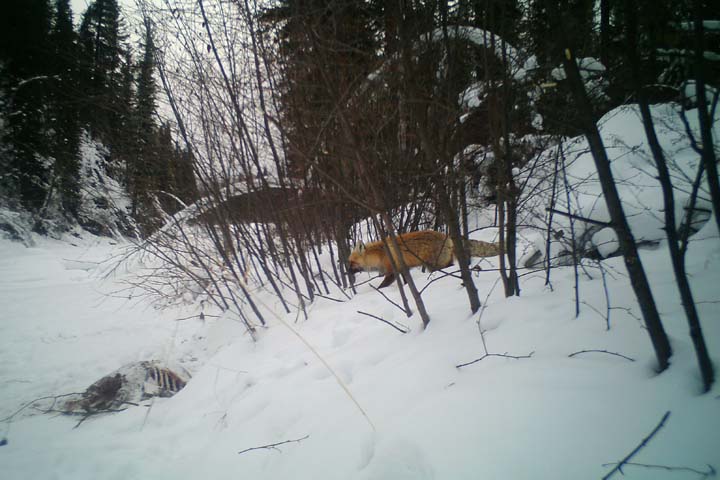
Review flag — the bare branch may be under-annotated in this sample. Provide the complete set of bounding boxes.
[456,351,534,369]
[568,350,636,362]
[238,435,310,455]
[357,310,410,334]
[371,284,413,316]
[601,462,716,478]
[602,411,671,480]
[545,207,611,228]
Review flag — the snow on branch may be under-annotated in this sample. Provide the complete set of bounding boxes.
[672,20,720,32]
[422,25,537,81]
[366,25,538,93]
[13,75,58,90]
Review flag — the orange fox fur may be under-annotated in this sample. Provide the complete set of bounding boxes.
[348,230,499,288]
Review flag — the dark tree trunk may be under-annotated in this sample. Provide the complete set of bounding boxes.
[439,185,481,313]
[600,0,610,67]
[560,46,672,372]
[627,3,714,391]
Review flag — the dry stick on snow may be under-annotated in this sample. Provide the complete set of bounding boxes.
[72,408,131,429]
[350,275,382,289]
[601,462,716,478]
[314,293,348,303]
[601,411,671,480]
[1,392,85,424]
[456,351,535,369]
[174,314,220,322]
[610,306,642,324]
[357,310,410,334]
[320,269,352,300]
[370,284,412,316]
[568,350,636,362]
[418,268,464,295]
[463,276,510,368]
[476,276,504,331]
[238,435,310,455]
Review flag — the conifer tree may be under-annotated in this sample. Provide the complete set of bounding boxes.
[130,22,162,231]
[78,0,125,140]
[0,0,54,212]
[50,0,82,216]
[456,0,522,44]
[114,49,137,185]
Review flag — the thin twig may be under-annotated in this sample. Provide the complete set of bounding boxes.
[568,349,636,362]
[320,270,352,300]
[370,284,412,315]
[315,293,347,303]
[357,310,409,334]
[598,260,611,330]
[559,144,581,319]
[238,435,310,455]
[456,351,535,369]
[73,408,129,428]
[601,462,716,478]
[1,392,85,423]
[545,207,611,227]
[602,411,671,480]
[175,313,220,322]
[476,275,504,349]
[609,306,643,324]
[418,268,464,295]
[580,300,607,322]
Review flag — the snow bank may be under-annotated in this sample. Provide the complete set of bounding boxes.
[519,102,718,262]
[1,222,719,479]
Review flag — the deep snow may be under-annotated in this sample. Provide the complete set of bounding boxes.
[1,222,719,479]
[1,103,720,479]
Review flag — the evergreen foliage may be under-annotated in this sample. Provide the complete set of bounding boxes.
[50,0,82,217]
[78,0,124,140]
[0,0,717,246]
[0,0,197,236]
[0,0,54,212]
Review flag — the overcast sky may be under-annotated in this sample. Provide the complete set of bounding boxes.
[69,0,90,24]
[69,0,138,26]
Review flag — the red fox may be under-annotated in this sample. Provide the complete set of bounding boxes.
[348,230,499,288]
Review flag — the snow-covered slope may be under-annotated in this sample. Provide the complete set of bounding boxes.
[2,221,719,479]
[1,103,719,479]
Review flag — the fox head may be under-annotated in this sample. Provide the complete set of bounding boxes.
[348,242,366,274]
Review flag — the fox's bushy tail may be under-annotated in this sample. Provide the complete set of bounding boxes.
[463,239,500,257]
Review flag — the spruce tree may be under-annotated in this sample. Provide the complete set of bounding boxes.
[50,0,82,217]
[114,49,137,185]
[260,0,378,179]
[526,0,596,66]
[131,22,160,231]
[78,0,124,140]
[0,0,54,212]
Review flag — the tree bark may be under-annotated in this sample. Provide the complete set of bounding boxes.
[561,46,672,372]
[627,3,713,391]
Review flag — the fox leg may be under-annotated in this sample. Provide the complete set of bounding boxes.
[378,273,396,288]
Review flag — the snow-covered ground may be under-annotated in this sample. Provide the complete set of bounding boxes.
[1,102,720,479]
[1,221,719,479]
